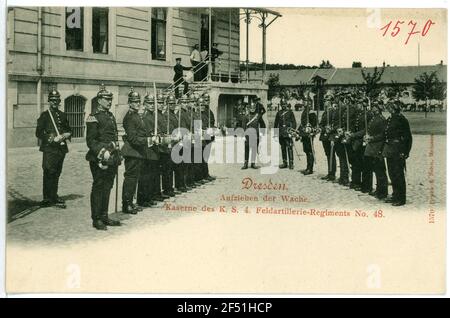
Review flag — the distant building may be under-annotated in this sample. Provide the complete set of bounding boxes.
[251,64,447,109]
[8,7,278,147]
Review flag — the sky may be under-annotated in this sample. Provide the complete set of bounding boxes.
[239,8,448,68]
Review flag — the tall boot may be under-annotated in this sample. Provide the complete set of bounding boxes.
[279,145,288,168]
[288,147,294,170]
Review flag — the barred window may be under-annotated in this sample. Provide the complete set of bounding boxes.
[151,8,167,60]
[65,7,84,51]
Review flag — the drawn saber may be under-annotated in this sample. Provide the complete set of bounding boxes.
[47,108,66,146]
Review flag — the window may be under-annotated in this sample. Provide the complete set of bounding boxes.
[92,8,109,54]
[64,95,86,138]
[65,7,84,51]
[151,8,167,60]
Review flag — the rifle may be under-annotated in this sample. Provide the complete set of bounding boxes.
[153,82,158,136]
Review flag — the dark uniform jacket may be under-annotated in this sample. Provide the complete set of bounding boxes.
[201,109,215,129]
[349,109,373,151]
[319,109,332,142]
[121,110,147,159]
[329,106,346,143]
[159,110,179,153]
[141,109,160,161]
[173,64,192,82]
[274,108,297,138]
[36,109,72,153]
[241,111,261,132]
[364,113,387,158]
[85,109,119,162]
[382,113,413,159]
[298,109,317,142]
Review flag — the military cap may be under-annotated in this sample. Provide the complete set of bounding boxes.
[176,57,182,61]
[144,93,155,104]
[97,83,113,99]
[167,94,176,104]
[128,87,141,103]
[48,88,61,101]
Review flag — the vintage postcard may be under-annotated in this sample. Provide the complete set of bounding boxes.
[3,4,447,294]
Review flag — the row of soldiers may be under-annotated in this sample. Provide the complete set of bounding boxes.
[36,85,216,230]
[89,86,217,230]
[274,91,413,206]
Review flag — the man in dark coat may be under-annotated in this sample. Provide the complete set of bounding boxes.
[36,88,72,208]
[136,93,160,207]
[319,97,336,181]
[85,84,121,230]
[382,100,413,206]
[274,99,297,169]
[121,88,148,214]
[201,93,216,182]
[364,100,388,200]
[159,94,180,196]
[173,95,192,192]
[297,99,317,175]
[345,97,374,192]
[173,57,192,98]
[330,96,350,186]
[241,101,261,169]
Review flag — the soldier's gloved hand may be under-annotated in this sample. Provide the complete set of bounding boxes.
[53,135,62,143]
[62,132,71,139]
[104,150,111,160]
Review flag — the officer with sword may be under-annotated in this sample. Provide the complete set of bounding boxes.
[36,88,72,208]
[85,84,121,230]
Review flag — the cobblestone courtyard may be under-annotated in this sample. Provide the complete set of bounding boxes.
[5,135,446,293]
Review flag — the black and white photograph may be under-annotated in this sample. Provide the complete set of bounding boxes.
[2,3,447,294]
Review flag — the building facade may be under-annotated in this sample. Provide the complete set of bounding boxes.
[7,7,270,147]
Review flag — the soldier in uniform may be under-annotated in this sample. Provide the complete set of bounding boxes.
[330,95,350,186]
[319,96,336,181]
[121,88,147,214]
[85,84,121,230]
[344,96,373,192]
[136,93,159,207]
[159,94,180,196]
[296,98,317,175]
[241,100,261,169]
[152,93,171,201]
[185,94,198,188]
[174,95,191,192]
[274,99,297,169]
[36,88,72,207]
[382,99,413,206]
[201,93,216,182]
[364,100,388,200]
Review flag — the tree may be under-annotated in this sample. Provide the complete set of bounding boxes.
[266,73,281,100]
[352,61,362,68]
[361,66,385,99]
[387,80,407,98]
[412,71,446,101]
[319,60,334,69]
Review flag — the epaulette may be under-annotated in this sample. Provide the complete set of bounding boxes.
[86,114,98,123]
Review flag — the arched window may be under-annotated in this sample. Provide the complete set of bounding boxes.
[64,95,86,138]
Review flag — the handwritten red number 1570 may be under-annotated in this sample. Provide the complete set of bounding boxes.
[381,19,435,45]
